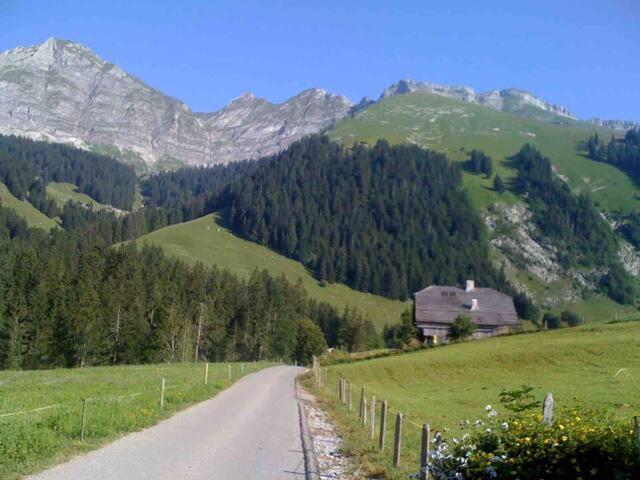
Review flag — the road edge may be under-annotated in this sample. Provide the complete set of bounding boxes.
[296,377,321,480]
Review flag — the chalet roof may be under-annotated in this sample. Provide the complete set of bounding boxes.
[413,285,519,327]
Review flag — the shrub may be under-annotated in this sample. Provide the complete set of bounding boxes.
[449,314,477,341]
[560,310,584,327]
[430,406,640,479]
[543,312,561,329]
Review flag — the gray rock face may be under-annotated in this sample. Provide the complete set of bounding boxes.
[380,79,576,120]
[0,38,352,167]
[588,118,640,132]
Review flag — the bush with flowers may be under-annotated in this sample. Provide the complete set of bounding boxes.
[427,386,639,479]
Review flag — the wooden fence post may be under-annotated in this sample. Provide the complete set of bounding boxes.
[359,386,366,420]
[241,363,244,374]
[80,398,88,442]
[339,378,343,402]
[228,363,231,381]
[160,377,165,409]
[420,423,431,480]
[362,397,367,427]
[542,392,554,424]
[634,416,640,463]
[204,362,209,385]
[323,368,328,389]
[348,382,353,412]
[379,400,388,450]
[370,396,376,440]
[393,412,403,467]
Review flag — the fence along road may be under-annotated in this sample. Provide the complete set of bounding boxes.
[28,365,306,480]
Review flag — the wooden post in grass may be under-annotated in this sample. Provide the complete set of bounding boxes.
[228,363,231,381]
[362,397,367,427]
[359,386,366,420]
[241,363,244,374]
[370,396,376,440]
[204,362,209,385]
[634,416,640,463]
[160,378,165,409]
[339,378,343,402]
[80,398,88,442]
[379,400,388,450]
[348,382,353,412]
[393,412,403,467]
[420,423,431,480]
[323,368,328,389]
[542,392,554,424]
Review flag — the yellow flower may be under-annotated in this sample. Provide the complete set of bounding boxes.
[561,435,568,442]
[558,424,565,430]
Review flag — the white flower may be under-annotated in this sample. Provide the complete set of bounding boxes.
[485,404,493,411]
[501,421,509,430]
[488,409,498,417]
[475,419,484,426]
[485,428,492,433]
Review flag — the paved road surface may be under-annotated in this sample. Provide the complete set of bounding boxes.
[28,366,306,480]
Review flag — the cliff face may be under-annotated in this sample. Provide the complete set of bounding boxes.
[0,38,352,166]
[380,79,577,120]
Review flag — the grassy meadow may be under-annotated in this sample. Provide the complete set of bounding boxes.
[134,213,409,330]
[330,92,637,213]
[305,321,640,477]
[0,182,59,230]
[0,361,270,479]
[46,182,109,210]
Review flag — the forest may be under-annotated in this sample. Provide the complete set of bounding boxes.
[0,134,137,212]
[586,129,640,178]
[0,202,384,369]
[512,144,635,304]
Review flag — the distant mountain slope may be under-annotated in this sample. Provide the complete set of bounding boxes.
[330,92,640,307]
[0,38,352,167]
[379,79,576,121]
[0,182,58,230]
[134,213,408,329]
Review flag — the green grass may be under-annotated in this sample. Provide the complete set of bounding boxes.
[133,213,409,329]
[0,182,59,230]
[46,182,110,210]
[0,361,270,479]
[331,92,638,213]
[306,321,640,477]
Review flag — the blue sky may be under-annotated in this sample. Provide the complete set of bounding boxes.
[1,0,638,120]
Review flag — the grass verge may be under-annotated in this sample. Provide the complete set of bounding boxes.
[302,321,640,478]
[0,361,271,479]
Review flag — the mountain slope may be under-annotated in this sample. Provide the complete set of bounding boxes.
[0,38,352,167]
[0,182,58,230]
[134,213,409,329]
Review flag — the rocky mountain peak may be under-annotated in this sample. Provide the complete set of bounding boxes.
[0,39,352,167]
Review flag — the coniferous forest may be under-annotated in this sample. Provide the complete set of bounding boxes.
[586,129,640,178]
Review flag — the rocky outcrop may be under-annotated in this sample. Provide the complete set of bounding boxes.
[0,38,352,167]
[380,79,577,120]
[587,118,640,132]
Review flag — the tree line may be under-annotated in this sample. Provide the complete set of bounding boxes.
[586,129,640,178]
[0,202,386,370]
[0,134,137,212]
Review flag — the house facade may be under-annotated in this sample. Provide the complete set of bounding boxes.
[413,280,519,344]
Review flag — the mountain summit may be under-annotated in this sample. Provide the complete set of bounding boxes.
[380,79,576,120]
[0,38,352,167]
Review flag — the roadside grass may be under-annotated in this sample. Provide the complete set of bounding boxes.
[46,182,109,210]
[330,92,637,213]
[303,321,640,478]
[133,213,409,330]
[0,361,271,479]
[0,182,59,230]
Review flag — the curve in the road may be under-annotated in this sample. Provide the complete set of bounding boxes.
[27,366,306,480]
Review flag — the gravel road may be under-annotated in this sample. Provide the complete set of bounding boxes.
[27,366,307,480]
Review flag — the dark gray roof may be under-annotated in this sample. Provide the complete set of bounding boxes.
[413,286,519,327]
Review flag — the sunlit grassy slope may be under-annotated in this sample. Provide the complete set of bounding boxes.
[331,93,637,212]
[46,182,109,210]
[0,182,59,230]
[325,321,640,432]
[134,214,409,329]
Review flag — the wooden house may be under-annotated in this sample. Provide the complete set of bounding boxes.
[413,280,519,344]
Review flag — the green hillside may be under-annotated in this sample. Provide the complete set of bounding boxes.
[312,320,640,477]
[331,93,637,213]
[0,182,59,230]
[134,213,409,329]
[46,182,110,210]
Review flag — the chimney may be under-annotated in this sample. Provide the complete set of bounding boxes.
[466,280,475,292]
[471,298,479,311]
